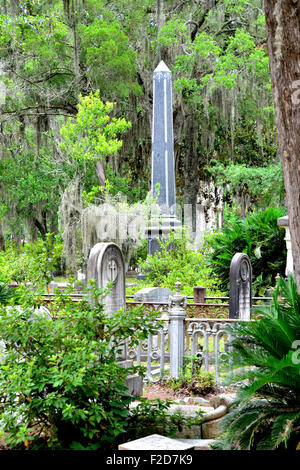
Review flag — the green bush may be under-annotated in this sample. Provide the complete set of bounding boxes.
[0,234,64,287]
[166,367,216,396]
[213,275,300,450]
[125,398,204,441]
[137,228,225,297]
[0,281,14,305]
[0,281,160,450]
[207,207,287,294]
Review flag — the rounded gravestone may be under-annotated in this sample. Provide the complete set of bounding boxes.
[87,242,125,315]
[229,253,252,320]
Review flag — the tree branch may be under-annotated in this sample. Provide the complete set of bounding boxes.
[191,0,220,42]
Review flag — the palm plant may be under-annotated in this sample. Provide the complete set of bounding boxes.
[208,207,286,292]
[213,275,300,450]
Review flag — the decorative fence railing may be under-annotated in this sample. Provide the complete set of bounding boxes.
[35,265,272,384]
[38,292,248,383]
[124,317,240,383]
[122,279,255,384]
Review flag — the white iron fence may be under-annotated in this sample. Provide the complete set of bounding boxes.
[124,281,246,384]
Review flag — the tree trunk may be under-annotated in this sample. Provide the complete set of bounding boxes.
[94,160,106,188]
[0,231,5,251]
[264,0,300,290]
[157,0,164,33]
[33,217,47,239]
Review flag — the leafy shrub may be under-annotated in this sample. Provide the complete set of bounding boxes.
[0,281,160,450]
[0,281,14,305]
[129,238,147,267]
[166,368,216,396]
[137,228,225,297]
[213,275,300,450]
[0,234,63,287]
[207,206,287,294]
[125,398,204,441]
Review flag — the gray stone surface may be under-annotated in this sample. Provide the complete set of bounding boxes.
[87,242,125,314]
[87,242,142,396]
[209,393,236,409]
[182,397,210,406]
[177,439,214,450]
[145,61,181,258]
[201,405,227,423]
[118,434,196,450]
[277,215,293,276]
[125,374,143,398]
[202,417,224,439]
[152,61,176,216]
[277,215,289,226]
[229,252,252,320]
[166,404,214,418]
[134,286,174,303]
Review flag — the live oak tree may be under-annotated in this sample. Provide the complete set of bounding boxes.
[264,0,300,290]
[0,1,286,246]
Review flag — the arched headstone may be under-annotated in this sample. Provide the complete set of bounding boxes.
[229,253,252,320]
[87,242,125,315]
[87,243,142,396]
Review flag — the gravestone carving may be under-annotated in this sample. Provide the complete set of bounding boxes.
[229,253,252,320]
[86,242,142,396]
[87,242,125,315]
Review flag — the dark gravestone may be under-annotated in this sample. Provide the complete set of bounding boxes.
[229,253,252,320]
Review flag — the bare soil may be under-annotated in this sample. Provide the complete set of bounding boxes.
[142,380,218,402]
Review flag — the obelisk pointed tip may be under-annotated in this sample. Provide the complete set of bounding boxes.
[154,60,171,73]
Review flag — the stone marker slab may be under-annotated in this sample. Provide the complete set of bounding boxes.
[134,287,173,303]
[229,252,252,319]
[118,434,195,451]
[87,242,125,315]
[177,439,214,450]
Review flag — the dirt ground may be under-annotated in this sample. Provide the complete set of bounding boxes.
[142,380,219,402]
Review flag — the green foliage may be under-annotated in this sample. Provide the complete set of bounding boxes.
[166,369,216,397]
[126,397,204,440]
[213,276,300,450]
[0,236,63,287]
[207,207,287,293]
[60,90,131,163]
[138,228,225,297]
[129,239,147,267]
[0,280,160,450]
[0,281,14,305]
[208,161,284,210]
[79,17,141,98]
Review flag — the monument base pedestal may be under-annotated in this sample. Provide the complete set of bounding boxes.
[146,216,181,257]
[119,360,143,397]
[125,374,143,397]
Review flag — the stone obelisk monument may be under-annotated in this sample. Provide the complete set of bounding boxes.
[147,61,181,256]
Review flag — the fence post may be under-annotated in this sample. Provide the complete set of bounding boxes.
[169,280,187,378]
[193,286,206,303]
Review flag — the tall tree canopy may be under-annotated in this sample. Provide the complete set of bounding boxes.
[0,0,283,243]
